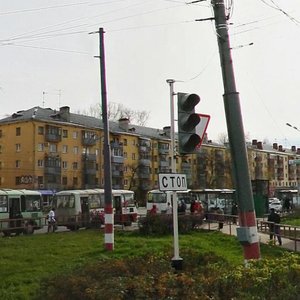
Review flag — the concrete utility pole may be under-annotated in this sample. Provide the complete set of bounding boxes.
[211,0,260,261]
[98,27,114,251]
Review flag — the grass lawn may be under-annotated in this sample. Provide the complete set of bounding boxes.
[0,228,288,299]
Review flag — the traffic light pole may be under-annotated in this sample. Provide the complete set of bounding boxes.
[166,79,183,270]
[212,0,260,261]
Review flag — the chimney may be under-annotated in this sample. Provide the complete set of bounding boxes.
[59,106,70,122]
[297,148,300,155]
[292,146,296,152]
[118,118,130,131]
[273,143,278,150]
[278,145,283,152]
[163,126,171,138]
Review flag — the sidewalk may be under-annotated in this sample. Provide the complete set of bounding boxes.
[203,221,300,252]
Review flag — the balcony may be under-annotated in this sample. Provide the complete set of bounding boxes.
[44,166,61,175]
[159,160,169,167]
[112,170,124,177]
[139,159,151,166]
[111,156,124,164]
[45,133,61,142]
[82,154,97,161]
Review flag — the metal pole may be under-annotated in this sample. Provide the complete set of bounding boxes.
[211,0,260,261]
[99,27,114,251]
[166,79,183,270]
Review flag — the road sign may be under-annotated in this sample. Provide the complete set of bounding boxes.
[195,113,210,149]
[158,173,187,191]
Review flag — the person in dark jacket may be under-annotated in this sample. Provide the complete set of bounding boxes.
[267,208,282,245]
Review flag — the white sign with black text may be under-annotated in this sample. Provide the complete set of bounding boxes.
[158,173,187,191]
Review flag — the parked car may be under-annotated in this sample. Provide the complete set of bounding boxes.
[269,198,282,212]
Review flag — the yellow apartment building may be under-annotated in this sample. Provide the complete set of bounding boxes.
[0,106,299,203]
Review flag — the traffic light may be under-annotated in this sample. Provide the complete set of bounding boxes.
[177,92,201,154]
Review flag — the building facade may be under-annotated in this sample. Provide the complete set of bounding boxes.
[0,106,299,203]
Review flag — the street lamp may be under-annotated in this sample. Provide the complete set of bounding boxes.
[286,122,300,204]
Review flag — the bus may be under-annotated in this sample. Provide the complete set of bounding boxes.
[146,189,193,213]
[189,189,236,214]
[52,189,138,230]
[0,189,44,236]
[275,189,299,209]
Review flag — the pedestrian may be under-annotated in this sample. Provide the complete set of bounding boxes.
[216,207,224,230]
[190,199,196,214]
[47,207,56,233]
[149,204,157,215]
[231,203,238,224]
[267,208,282,245]
[166,202,172,214]
[178,199,186,214]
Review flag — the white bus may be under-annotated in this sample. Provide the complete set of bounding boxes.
[146,189,193,213]
[0,189,44,236]
[53,189,138,230]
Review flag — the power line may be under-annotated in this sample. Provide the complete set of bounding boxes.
[0,2,89,16]
[8,43,89,55]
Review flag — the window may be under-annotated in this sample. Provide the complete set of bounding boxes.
[37,176,43,184]
[16,127,21,136]
[124,139,127,146]
[38,126,44,135]
[124,179,128,186]
[62,129,68,138]
[0,195,8,212]
[16,143,21,152]
[37,143,44,151]
[72,162,78,170]
[73,131,78,139]
[37,160,44,167]
[124,152,127,159]
[113,148,122,157]
[49,143,57,153]
[132,153,136,160]
[73,146,79,154]
[62,177,68,185]
[0,145,2,153]
[62,145,68,153]
[0,130,2,138]
[73,177,78,186]
[16,160,21,168]
[0,162,2,169]
[62,161,68,169]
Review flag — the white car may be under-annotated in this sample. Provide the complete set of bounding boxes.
[269,199,282,212]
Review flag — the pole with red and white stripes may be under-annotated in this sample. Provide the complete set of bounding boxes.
[98,27,114,251]
[212,0,260,261]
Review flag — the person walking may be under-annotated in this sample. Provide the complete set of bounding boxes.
[166,202,172,215]
[47,208,56,233]
[267,208,282,245]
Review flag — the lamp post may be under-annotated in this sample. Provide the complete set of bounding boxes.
[286,122,300,204]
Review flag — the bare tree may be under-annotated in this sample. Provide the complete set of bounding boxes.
[77,102,149,126]
[217,132,229,145]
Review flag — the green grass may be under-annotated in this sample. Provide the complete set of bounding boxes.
[0,228,289,299]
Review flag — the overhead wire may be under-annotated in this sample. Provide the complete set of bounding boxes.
[0,2,89,16]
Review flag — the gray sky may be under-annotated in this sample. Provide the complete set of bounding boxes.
[1,0,300,146]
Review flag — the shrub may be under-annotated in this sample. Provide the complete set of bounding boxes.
[36,249,300,300]
[138,214,204,235]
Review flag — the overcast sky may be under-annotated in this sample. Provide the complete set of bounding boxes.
[1,0,300,147]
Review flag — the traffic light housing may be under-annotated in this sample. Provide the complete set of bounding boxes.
[177,92,201,154]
